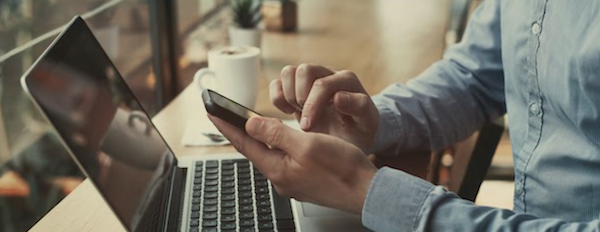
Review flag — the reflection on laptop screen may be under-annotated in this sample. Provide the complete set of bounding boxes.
[23,18,173,232]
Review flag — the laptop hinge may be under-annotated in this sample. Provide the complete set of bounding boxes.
[163,166,187,232]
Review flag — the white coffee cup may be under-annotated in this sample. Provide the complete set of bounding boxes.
[193,46,261,108]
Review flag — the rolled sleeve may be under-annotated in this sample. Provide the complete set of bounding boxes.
[362,167,435,232]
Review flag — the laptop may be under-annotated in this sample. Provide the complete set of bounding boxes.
[21,16,369,232]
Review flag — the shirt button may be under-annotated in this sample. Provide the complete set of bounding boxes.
[531,22,542,35]
[515,183,523,196]
[529,103,540,115]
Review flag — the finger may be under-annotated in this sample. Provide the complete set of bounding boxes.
[208,114,284,170]
[333,91,377,125]
[280,65,301,111]
[294,64,335,107]
[270,79,297,114]
[245,116,304,153]
[300,70,364,130]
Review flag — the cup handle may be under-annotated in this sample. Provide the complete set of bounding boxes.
[194,68,216,91]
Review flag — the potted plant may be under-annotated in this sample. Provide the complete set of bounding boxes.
[229,0,263,48]
[262,0,297,32]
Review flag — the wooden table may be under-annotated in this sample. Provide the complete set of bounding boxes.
[30,0,449,231]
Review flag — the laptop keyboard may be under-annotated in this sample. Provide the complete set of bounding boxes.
[189,159,296,232]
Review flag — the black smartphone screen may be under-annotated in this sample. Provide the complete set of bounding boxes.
[202,89,261,131]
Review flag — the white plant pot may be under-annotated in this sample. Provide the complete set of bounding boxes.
[229,26,262,48]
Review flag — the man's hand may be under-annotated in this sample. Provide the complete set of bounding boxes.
[270,64,379,151]
[209,114,377,214]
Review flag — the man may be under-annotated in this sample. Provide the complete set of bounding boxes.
[210,1,600,231]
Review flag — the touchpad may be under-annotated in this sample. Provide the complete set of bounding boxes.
[301,202,354,217]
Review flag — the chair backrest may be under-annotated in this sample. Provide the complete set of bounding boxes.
[446,117,505,201]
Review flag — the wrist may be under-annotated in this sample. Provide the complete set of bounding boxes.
[350,165,378,214]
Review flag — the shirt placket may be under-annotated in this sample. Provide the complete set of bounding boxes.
[514,0,549,213]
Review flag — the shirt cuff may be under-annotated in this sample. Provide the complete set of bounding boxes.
[362,167,435,232]
[365,98,403,154]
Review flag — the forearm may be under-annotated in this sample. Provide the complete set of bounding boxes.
[362,168,600,232]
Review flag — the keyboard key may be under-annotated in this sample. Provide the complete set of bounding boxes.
[204,192,218,199]
[190,219,200,227]
[221,181,235,188]
[221,207,236,215]
[204,180,218,186]
[221,187,235,194]
[258,221,274,230]
[256,193,270,200]
[195,161,204,167]
[205,174,218,180]
[204,186,218,192]
[221,159,235,164]
[257,207,271,215]
[203,199,218,205]
[237,167,250,173]
[239,179,252,185]
[193,184,202,191]
[237,161,250,167]
[193,191,201,197]
[190,211,200,219]
[191,205,200,212]
[202,212,217,220]
[238,191,253,198]
[257,200,271,207]
[239,205,253,212]
[239,212,254,219]
[240,219,255,227]
[201,228,216,232]
[240,227,255,232]
[255,187,269,193]
[239,198,253,205]
[189,227,199,232]
[221,214,236,222]
[221,194,235,201]
[205,168,218,174]
[202,219,217,227]
[221,170,235,176]
[222,175,235,182]
[237,173,251,179]
[194,178,202,184]
[192,198,201,204]
[255,180,268,187]
[221,223,236,230]
[205,160,218,168]
[238,185,252,192]
[203,205,217,212]
[194,172,203,178]
[221,164,234,170]
[221,200,235,208]
[258,214,272,221]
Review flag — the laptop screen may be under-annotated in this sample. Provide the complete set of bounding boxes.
[22,17,174,232]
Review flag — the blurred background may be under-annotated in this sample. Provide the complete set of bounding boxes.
[0,0,512,232]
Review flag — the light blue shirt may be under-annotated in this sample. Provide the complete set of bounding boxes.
[363,1,600,231]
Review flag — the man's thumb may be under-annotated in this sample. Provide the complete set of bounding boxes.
[246,116,301,151]
[333,91,376,123]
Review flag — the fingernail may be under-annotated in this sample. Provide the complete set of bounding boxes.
[300,116,309,130]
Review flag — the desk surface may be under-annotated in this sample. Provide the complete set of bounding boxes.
[30,0,449,231]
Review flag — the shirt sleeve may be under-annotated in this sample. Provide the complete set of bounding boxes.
[362,167,600,232]
[368,0,506,154]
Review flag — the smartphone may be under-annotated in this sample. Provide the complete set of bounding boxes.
[202,89,261,131]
